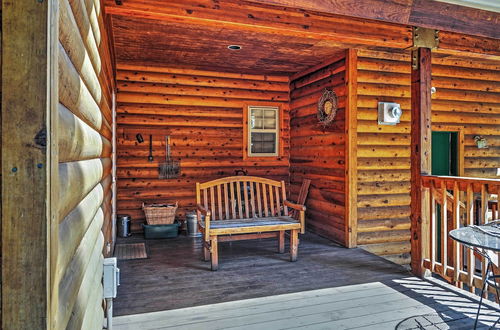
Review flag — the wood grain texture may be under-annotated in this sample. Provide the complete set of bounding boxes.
[104,0,415,75]
[356,49,500,266]
[112,276,500,330]
[112,233,410,316]
[111,15,348,76]
[290,55,347,245]
[410,47,432,276]
[345,49,358,248]
[2,0,57,327]
[196,176,304,269]
[409,0,499,40]
[55,0,115,328]
[421,175,500,295]
[248,0,413,24]
[104,0,500,84]
[248,0,500,39]
[116,66,290,232]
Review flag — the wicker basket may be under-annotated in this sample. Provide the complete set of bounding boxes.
[142,202,178,225]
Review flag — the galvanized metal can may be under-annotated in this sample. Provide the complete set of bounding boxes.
[117,214,132,238]
[186,212,202,237]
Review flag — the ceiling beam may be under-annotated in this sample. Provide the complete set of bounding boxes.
[104,0,500,59]
[247,0,500,40]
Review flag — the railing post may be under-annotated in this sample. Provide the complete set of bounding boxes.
[453,182,461,286]
[410,47,432,276]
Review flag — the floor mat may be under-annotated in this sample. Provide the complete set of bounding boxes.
[114,243,148,260]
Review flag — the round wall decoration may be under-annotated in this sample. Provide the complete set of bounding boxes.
[317,89,338,126]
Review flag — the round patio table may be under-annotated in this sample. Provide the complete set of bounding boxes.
[449,221,500,329]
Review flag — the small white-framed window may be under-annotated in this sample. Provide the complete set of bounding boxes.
[248,106,279,157]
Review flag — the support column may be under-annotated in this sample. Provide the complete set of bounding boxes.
[2,0,58,327]
[345,49,358,248]
[410,47,432,276]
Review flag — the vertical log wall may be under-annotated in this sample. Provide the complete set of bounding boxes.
[356,49,500,265]
[115,65,290,232]
[2,1,57,327]
[57,0,115,328]
[289,54,348,244]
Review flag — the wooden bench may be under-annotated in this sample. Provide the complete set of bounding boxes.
[196,176,306,270]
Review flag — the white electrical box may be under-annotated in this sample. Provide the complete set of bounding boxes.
[103,257,120,299]
[378,102,402,125]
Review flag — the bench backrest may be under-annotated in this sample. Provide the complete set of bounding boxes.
[196,176,289,220]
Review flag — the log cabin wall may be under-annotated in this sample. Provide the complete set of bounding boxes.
[57,0,115,328]
[289,54,348,245]
[115,65,290,232]
[356,49,500,266]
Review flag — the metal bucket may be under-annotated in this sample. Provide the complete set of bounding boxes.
[117,214,131,238]
[186,212,202,237]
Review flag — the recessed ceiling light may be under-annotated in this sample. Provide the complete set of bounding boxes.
[227,45,242,50]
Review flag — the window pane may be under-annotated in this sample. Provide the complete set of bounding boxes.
[263,118,276,129]
[250,109,263,129]
[264,110,275,118]
[251,132,276,154]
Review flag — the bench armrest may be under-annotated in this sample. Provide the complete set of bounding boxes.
[196,204,211,241]
[284,200,306,211]
[284,200,306,234]
[196,203,211,216]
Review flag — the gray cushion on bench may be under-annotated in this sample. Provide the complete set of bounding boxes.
[201,216,299,229]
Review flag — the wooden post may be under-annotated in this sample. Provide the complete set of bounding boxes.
[410,47,432,277]
[210,236,219,271]
[290,229,299,262]
[2,0,58,328]
[345,49,358,248]
[278,230,285,253]
[203,242,210,262]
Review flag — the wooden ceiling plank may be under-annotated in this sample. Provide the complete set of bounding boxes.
[110,15,349,74]
[290,51,346,82]
[104,0,412,49]
[104,0,500,74]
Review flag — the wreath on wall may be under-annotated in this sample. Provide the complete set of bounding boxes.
[317,89,338,126]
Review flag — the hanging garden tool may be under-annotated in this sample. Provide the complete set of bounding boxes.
[158,135,181,179]
[148,134,154,162]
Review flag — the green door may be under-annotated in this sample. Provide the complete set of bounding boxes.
[432,131,458,176]
[431,131,459,262]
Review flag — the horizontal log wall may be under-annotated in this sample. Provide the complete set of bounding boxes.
[116,65,290,232]
[289,54,347,244]
[356,49,500,265]
[57,0,114,328]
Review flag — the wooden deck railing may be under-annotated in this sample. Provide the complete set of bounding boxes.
[421,175,500,296]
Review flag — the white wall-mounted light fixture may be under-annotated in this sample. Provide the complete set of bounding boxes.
[378,102,402,125]
[474,135,488,149]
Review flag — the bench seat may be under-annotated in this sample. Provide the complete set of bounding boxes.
[196,176,306,270]
[205,217,301,234]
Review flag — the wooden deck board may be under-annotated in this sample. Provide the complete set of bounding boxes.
[114,233,409,316]
[113,233,499,329]
[114,277,500,329]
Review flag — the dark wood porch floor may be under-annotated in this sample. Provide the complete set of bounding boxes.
[114,232,411,316]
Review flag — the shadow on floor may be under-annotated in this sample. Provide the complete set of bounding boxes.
[391,277,500,329]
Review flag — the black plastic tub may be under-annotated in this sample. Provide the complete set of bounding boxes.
[143,222,179,239]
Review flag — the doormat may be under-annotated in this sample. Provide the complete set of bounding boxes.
[114,243,148,260]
